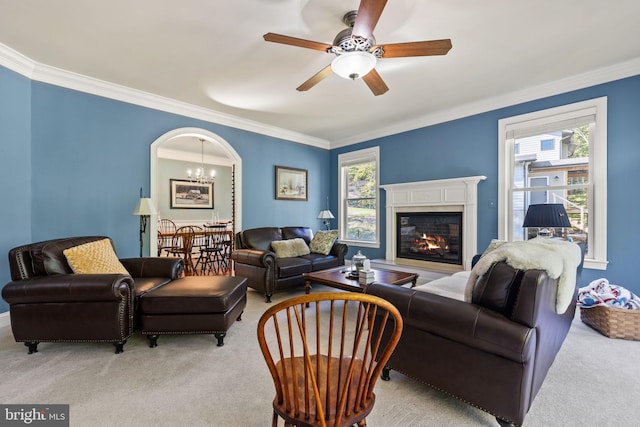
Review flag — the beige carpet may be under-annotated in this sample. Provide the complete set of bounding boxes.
[1,285,639,427]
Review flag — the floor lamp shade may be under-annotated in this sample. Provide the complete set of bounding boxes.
[133,198,158,216]
[133,198,158,256]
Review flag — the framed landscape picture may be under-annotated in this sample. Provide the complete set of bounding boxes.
[170,179,213,209]
[275,166,308,201]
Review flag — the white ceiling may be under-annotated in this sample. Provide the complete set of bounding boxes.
[1,0,639,148]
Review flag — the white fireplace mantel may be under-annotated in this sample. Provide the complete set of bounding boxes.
[380,176,487,271]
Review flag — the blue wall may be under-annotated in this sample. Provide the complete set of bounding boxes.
[0,70,330,313]
[0,67,31,312]
[333,75,640,294]
[27,82,331,245]
[2,64,639,315]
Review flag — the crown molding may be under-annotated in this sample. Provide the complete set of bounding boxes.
[0,43,35,78]
[2,43,638,151]
[330,57,640,148]
[0,43,330,150]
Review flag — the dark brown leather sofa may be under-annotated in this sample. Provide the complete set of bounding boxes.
[231,226,348,302]
[367,257,584,427]
[2,236,183,354]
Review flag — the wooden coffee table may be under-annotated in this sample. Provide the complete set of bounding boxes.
[303,266,418,296]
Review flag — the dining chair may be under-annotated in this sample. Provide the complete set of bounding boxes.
[157,219,177,256]
[195,230,228,275]
[167,226,197,275]
[257,292,403,427]
[218,232,232,273]
[190,226,209,275]
[212,230,233,274]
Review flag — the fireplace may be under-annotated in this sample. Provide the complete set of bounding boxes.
[396,212,462,265]
[381,176,486,271]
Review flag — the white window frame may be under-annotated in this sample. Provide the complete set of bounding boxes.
[498,97,608,270]
[338,146,380,248]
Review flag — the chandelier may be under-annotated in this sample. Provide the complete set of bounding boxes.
[187,138,215,184]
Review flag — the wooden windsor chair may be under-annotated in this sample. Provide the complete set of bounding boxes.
[167,226,197,275]
[189,225,207,275]
[196,231,228,275]
[257,292,403,427]
[157,219,176,256]
[194,224,231,275]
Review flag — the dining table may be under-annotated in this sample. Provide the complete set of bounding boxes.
[159,224,233,275]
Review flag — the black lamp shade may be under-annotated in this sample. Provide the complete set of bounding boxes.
[522,204,571,228]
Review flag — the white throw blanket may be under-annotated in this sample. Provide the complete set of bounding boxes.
[465,238,582,314]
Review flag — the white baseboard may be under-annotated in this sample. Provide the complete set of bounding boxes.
[0,311,10,329]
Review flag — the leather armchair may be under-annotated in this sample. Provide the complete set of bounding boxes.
[2,236,183,354]
[231,227,348,302]
[367,258,582,427]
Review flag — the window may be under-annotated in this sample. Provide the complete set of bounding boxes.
[498,97,607,270]
[338,147,379,247]
[540,138,555,151]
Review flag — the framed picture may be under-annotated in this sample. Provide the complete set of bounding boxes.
[170,179,214,209]
[275,166,308,201]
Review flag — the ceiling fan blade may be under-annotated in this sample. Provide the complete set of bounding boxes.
[362,69,389,96]
[378,39,452,58]
[296,65,333,92]
[263,33,333,52]
[352,0,388,39]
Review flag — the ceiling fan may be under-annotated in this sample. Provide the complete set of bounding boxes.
[263,0,452,96]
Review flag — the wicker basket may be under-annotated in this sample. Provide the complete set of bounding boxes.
[580,305,640,341]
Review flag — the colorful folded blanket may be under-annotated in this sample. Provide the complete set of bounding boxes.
[578,278,640,310]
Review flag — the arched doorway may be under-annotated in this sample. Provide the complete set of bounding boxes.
[149,127,242,255]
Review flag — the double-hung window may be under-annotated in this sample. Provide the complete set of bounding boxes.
[498,97,607,270]
[338,147,380,248]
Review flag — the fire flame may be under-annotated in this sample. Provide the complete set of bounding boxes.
[418,233,449,251]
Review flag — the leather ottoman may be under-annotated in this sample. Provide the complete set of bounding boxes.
[139,276,247,347]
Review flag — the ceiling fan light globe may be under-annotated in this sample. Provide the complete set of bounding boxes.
[331,51,376,80]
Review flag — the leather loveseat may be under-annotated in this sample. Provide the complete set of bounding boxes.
[231,226,348,302]
[2,236,183,354]
[367,250,584,427]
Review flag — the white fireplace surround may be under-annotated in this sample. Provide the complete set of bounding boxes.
[381,176,487,271]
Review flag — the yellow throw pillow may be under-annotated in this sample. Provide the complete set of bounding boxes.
[63,238,130,275]
[309,230,339,256]
[271,238,310,258]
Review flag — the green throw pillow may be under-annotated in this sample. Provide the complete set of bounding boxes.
[271,238,310,258]
[309,230,339,256]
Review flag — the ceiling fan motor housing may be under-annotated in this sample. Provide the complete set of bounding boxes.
[333,29,375,53]
[333,11,376,54]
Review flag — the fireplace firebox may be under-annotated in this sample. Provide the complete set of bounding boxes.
[396,212,462,265]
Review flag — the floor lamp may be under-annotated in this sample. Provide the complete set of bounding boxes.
[133,191,158,257]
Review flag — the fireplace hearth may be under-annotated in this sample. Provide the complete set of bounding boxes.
[396,212,462,265]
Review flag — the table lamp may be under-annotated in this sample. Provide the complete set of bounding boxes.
[317,196,334,230]
[317,210,335,230]
[522,203,571,238]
